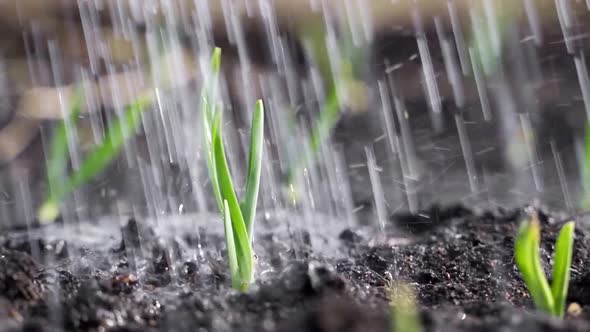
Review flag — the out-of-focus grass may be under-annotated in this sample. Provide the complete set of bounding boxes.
[468,2,517,75]
[39,93,151,223]
[286,20,365,186]
[388,281,423,332]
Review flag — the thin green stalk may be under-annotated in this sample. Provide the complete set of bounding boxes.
[203,100,223,212]
[514,216,555,314]
[286,76,339,185]
[241,100,264,239]
[39,96,151,223]
[62,97,150,195]
[551,222,575,318]
[223,200,240,289]
[286,23,361,186]
[514,214,576,318]
[202,48,223,212]
[213,112,253,288]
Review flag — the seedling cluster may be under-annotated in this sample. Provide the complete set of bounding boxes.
[202,48,264,291]
[514,213,575,318]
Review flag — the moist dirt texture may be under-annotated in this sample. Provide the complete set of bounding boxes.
[1,205,590,332]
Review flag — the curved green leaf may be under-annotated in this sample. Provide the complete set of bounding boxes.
[241,100,264,239]
[203,100,223,212]
[202,48,223,212]
[213,121,253,288]
[514,216,554,314]
[61,97,151,197]
[41,91,151,223]
[551,221,575,318]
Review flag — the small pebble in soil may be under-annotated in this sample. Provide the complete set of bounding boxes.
[567,303,582,317]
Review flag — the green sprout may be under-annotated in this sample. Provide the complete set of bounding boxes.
[388,282,422,332]
[39,92,151,223]
[514,213,575,318]
[286,21,362,186]
[468,3,516,76]
[202,48,264,291]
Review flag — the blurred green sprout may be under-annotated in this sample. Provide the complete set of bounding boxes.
[287,20,363,185]
[468,3,515,75]
[388,281,422,332]
[202,48,264,291]
[39,91,151,223]
[514,213,575,318]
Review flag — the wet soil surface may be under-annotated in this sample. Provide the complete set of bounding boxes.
[1,205,590,332]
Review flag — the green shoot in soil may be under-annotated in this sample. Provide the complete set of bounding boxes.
[287,22,361,186]
[388,282,423,332]
[514,213,575,318]
[39,93,151,223]
[202,48,264,291]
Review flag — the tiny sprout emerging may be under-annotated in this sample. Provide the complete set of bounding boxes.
[388,281,422,332]
[514,212,575,318]
[202,47,264,291]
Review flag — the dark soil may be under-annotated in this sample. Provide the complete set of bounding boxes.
[1,205,590,332]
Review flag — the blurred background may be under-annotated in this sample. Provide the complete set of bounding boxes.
[1,0,590,231]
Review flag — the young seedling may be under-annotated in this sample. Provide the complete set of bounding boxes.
[38,92,151,223]
[202,48,264,291]
[388,281,423,332]
[514,213,575,318]
[286,23,361,187]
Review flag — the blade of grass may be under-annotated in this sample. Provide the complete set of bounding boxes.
[241,99,264,239]
[61,97,151,198]
[287,87,339,184]
[309,87,339,153]
[514,216,554,314]
[201,47,223,212]
[551,221,575,318]
[204,47,222,122]
[223,199,241,289]
[203,100,223,211]
[210,47,221,80]
[213,114,253,288]
[39,96,150,223]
